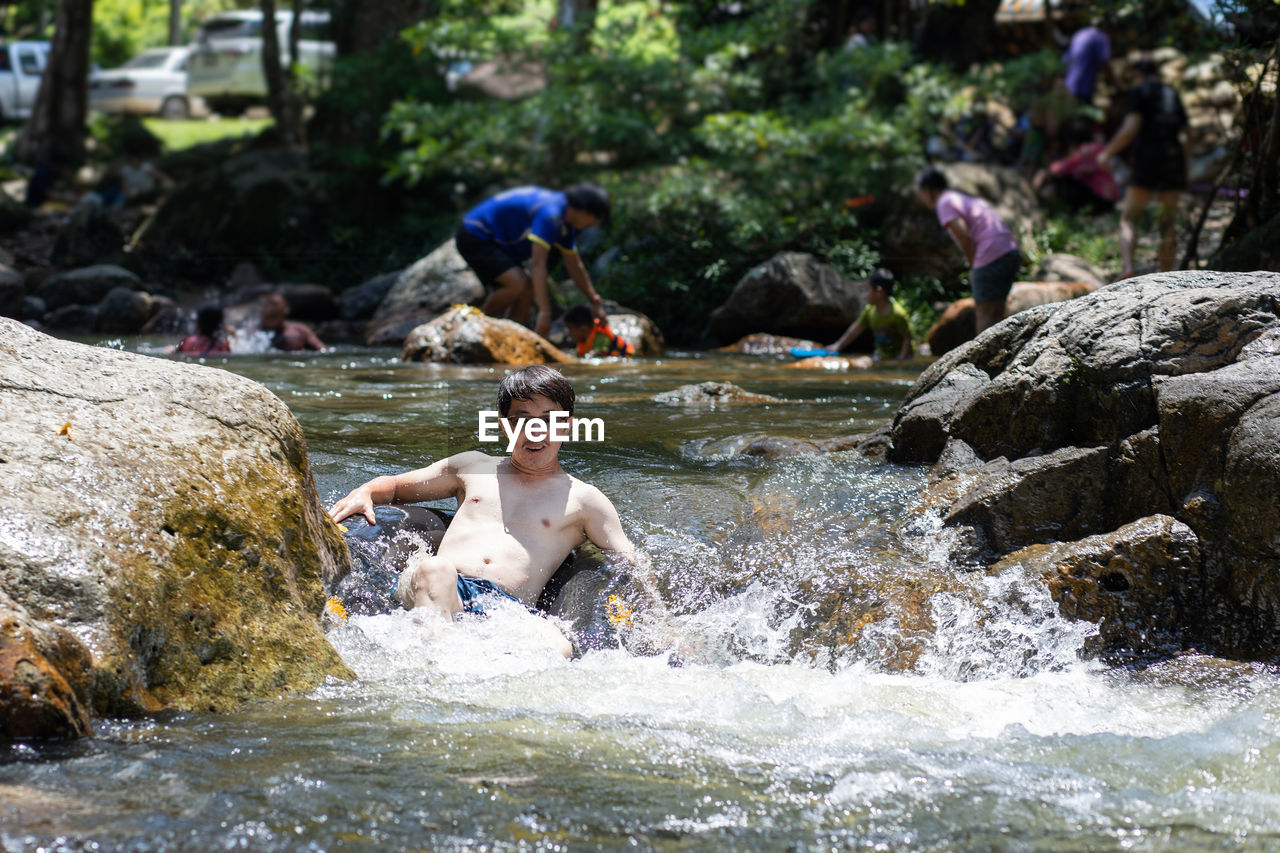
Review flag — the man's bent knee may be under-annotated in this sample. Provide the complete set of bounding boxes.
[397,556,458,611]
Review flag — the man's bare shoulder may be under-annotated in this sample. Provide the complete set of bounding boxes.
[566,475,617,510]
[445,450,502,474]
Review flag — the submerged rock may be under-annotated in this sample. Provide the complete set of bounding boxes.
[993,515,1201,663]
[786,355,874,371]
[652,381,782,406]
[888,271,1280,662]
[0,591,93,740]
[716,333,824,357]
[400,305,572,365]
[688,432,876,459]
[0,319,352,737]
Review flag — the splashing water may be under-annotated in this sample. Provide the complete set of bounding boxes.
[7,350,1280,851]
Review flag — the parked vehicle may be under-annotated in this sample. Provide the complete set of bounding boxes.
[90,46,194,120]
[186,9,335,116]
[0,40,50,122]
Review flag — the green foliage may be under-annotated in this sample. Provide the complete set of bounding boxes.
[91,0,243,69]
[89,113,163,159]
[383,0,971,343]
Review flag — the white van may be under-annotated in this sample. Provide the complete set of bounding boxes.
[186,10,335,116]
[0,41,50,122]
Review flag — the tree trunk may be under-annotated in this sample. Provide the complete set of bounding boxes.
[556,0,598,48]
[15,0,94,167]
[168,0,181,45]
[327,0,436,57]
[260,0,303,146]
[914,0,1003,68]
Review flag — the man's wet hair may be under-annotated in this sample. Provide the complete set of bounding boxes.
[1134,57,1159,76]
[869,267,896,295]
[564,182,610,226]
[195,303,225,337]
[914,165,949,192]
[562,304,595,327]
[498,365,576,418]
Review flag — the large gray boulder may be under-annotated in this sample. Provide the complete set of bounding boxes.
[339,271,401,322]
[0,265,23,319]
[888,271,1280,662]
[136,148,326,279]
[0,319,352,738]
[400,305,572,365]
[35,264,142,313]
[599,301,665,357]
[96,286,165,334]
[365,240,485,346]
[707,252,869,344]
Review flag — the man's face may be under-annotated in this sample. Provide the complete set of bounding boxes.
[502,393,568,468]
[565,208,599,230]
[566,322,591,344]
[260,297,287,329]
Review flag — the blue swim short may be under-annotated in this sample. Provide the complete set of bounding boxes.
[456,575,535,615]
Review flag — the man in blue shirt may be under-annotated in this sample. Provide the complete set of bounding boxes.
[455,183,610,337]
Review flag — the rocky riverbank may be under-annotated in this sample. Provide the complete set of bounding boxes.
[0,319,351,739]
[888,270,1280,663]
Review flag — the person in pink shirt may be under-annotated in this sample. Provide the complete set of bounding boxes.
[915,166,1022,334]
[1034,120,1118,214]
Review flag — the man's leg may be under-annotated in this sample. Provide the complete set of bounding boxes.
[974,299,1006,334]
[481,267,533,322]
[1119,187,1153,278]
[397,555,464,618]
[1155,190,1181,271]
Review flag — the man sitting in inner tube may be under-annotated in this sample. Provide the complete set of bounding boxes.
[328,365,652,657]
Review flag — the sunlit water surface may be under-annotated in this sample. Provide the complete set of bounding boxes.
[4,346,1279,852]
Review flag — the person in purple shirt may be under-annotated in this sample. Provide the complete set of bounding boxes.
[915,166,1022,334]
[455,184,610,337]
[1062,14,1114,104]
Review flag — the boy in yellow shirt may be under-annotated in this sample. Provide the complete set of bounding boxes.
[825,267,914,360]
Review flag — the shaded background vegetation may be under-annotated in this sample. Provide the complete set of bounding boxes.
[4,0,1278,344]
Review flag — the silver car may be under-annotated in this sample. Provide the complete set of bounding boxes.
[90,46,193,120]
[187,10,334,116]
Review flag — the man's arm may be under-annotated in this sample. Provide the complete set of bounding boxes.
[827,319,866,354]
[896,322,916,356]
[1100,113,1141,164]
[580,485,666,611]
[299,322,327,352]
[529,241,554,337]
[945,218,977,267]
[329,451,479,524]
[562,250,607,322]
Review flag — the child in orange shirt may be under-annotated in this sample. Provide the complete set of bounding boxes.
[563,304,634,358]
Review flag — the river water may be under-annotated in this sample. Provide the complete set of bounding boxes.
[4,348,1280,852]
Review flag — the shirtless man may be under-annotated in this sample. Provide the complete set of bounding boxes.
[259,293,326,352]
[327,365,637,658]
